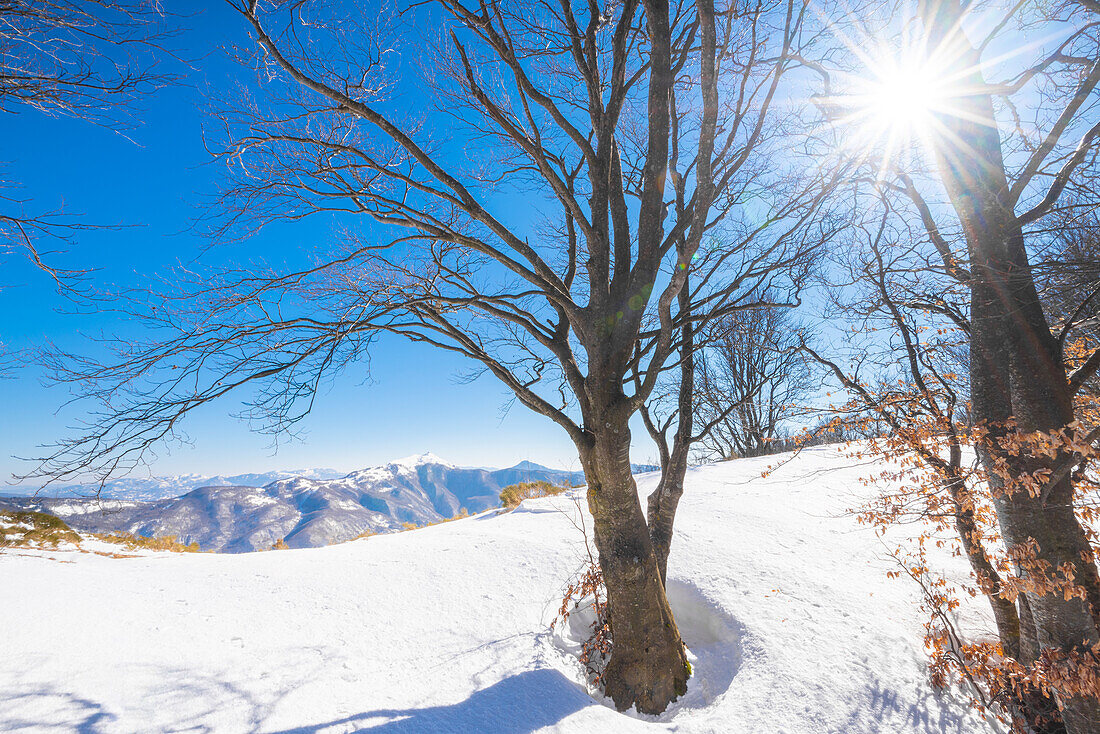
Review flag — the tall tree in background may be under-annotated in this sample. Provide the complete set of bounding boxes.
[25,0,834,713]
[919,3,1100,730]
[694,304,812,459]
[804,202,1066,731]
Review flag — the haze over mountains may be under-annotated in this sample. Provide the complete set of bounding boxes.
[5,467,349,501]
[2,453,656,552]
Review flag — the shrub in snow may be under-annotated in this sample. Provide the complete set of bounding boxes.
[556,552,612,689]
[0,509,80,548]
[499,481,566,509]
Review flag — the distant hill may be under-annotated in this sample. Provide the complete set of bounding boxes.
[1,453,615,552]
[3,468,347,501]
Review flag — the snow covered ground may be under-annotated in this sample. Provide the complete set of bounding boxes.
[0,446,998,733]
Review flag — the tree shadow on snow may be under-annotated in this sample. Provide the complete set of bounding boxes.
[0,689,117,734]
[842,676,988,734]
[270,668,590,734]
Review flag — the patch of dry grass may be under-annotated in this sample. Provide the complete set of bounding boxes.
[399,508,472,532]
[0,509,81,548]
[92,532,201,553]
[499,481,567,509]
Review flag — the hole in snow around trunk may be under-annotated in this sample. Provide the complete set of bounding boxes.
[548,577,742,717]
[663,578,743,713]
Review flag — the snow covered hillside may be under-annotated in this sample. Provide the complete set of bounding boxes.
[2,454,592,552]
[0,446,996,733]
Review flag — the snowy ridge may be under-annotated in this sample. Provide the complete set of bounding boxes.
[387,451,456,469]
[2,458,588,552]
[0,446,992,733]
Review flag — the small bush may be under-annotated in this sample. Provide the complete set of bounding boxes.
[0,509,81,548]
[93,532,200,553]
[499,481,567,509]
[555,495,612,689]
[557,554,612,687]
[270,538,290,550]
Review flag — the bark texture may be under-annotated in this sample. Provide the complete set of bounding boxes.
[580,405,690,714]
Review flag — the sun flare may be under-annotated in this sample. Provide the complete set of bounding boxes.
[862,63,946,134]
[834,53,956,176]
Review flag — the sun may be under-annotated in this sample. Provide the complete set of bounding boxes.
[856,60,948,140]
[829,49,958,177]
[827,37,963,179]
[863,64,945,133]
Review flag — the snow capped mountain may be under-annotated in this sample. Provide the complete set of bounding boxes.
[387,451,456,469]
[4,455,661,503]
[1,455,588,552]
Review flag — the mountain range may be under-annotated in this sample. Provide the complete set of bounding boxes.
[1,454,656,552]
[3,467,349,501]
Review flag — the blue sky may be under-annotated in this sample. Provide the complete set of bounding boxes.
[0,5,614,484]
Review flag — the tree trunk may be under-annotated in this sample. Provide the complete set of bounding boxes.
[1016,595,1071,734]
[646,281,694,584]
[948,474,1067,732]
[961,167,1100,734]
[580,409,690,714]
[648,444,689,585]
[918,6,1100,727]
[964,172,1100,733]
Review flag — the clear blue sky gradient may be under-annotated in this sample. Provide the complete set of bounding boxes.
[0,5,641,484]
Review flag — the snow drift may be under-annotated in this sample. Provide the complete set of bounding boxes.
[0,446,996,733]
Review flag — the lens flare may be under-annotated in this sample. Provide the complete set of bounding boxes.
[864,64,945,133]
[829,52,956,178]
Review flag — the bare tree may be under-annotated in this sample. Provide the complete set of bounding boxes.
[24,0,837,713]
[637,285,822,587]
[637,246,825,583]
[0,0,175,286]
[694,304,813,459]
[634,139,834,585]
